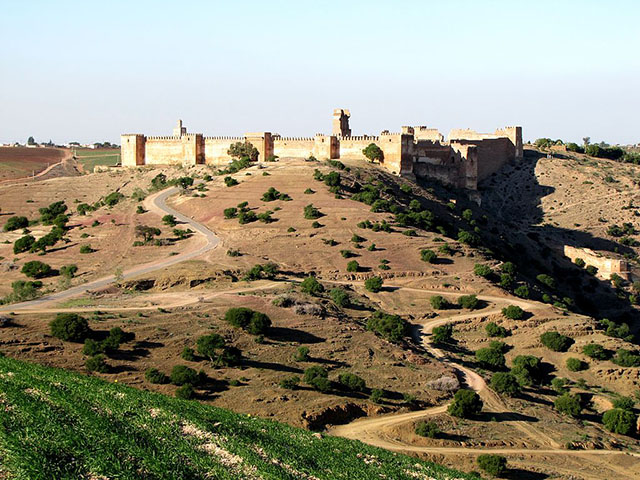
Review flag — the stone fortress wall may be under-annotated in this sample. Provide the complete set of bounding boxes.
[563,245,631,281]
[121,109,522,190]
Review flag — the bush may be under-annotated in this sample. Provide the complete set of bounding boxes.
[303,204,321,219]
[364,276,383,293]
[457,294,479,310]
[448,389,483,418]
[554,392,581,417]
[551,377,569,393]
[502,305,524,320]
[170,365,198,386]
[4,216,29,232]
[477,454,507,477]
[279,376,300,389]
[104,192,124,207]
[175,384,195,399]
[473,263,493,278]
[303,366,330,392]
[79,245,93,254]
[602,408,636,435]
[476,346,506,370]
[162,214,177,227]
[582,343,609,360]
[60,264,78,278]
[420,249,437,263]
[339,258,360,272]
[145,368,169,384]
[540,331,574,352]
[13,235,35,254]
[431,324,454,344]
[612,396,635,411]
[82,339,104,356]
[612,349,640,367]
[511,355,544,386]
[362,143,383,162]
[490,372,520,396]
[486,322,509,338]
[294,346,310,362]
[536,274,556,289]
[224,307,271,335]
[574,258,586,268]
[338,372,366,392]
[429,295,449,310]
[370,388,384,403]
[223,207,238,219]
[86,354,108,373]
[301,276,324,295]
[196,333,226,363]
[330,288,349,307]
[514,285,529,298]
[39,201,67,225]
[566,357,588,372]
[228,141,258,161]
[415,421,440,438]
[366,311,409,342]
[49,313,90,342]
[224,176,239,187]
[21,261,52,279]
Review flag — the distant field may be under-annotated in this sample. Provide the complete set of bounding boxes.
[0,356,473,480]
[73,148,121,172]
[0,147,68,181]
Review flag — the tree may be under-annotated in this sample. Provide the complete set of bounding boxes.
[473,263,493,278]
[162,214,177,227]
[511,355,544,387]
[86,354,108,373]
[228,141,259,161]
[583,136,591,147]
[303,204,322,219]
[477,454,507,476]
[540,331,573,352]
[364,276,383,293]
[4,216,29,232]
[502,305,525,320]
[566,357,588,372]
[430,295,449,310]
[421,249,437,263]
[301,276,324,295]
[338,372,366,392]
[554,392,581,417]
[13,235,35,254]
[60,264,78,279]
[457,294,479,309]
[27,136,36,145]
[224,307,271,335]
[303,366,330,392]
[486,322,509,338]
[490,372,521,396]
[170,365,198,386]
[432,324,454,344]
[196,334,226,364]
[49,313,90,342]
[362,143,383,163]
[415,421,440,438]
[346,260,360,272]
[135,225,161,243]
[330,288,350,307]
[475,346,506,370]
[39,201,67,225]
[21,261,52,279]
[582,343,609,360]
[448,389,483,418]
[602,409,636,435]
[612,396,635,411]
[366,311,409,342]
[145,368,169,384]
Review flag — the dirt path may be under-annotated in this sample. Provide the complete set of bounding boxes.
[0,185,220,312]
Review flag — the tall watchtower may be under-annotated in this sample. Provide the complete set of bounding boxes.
[173,119,187,137]
[332,109,351,137]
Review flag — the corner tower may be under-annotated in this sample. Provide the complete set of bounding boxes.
[332,109,351,137]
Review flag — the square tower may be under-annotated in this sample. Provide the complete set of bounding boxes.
[332,109,351,137]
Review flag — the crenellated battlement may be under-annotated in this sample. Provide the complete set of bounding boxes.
[339,135,379,141]
[274,137,315,142]
[204,136,244,140]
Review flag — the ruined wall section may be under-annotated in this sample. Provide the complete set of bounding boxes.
[121,134,145,166]
[412,141,477,189]
[450,137,513,182]
[564,245,631,281]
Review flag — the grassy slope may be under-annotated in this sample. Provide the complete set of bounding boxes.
[74,148,121,171]
[0,356,474,480]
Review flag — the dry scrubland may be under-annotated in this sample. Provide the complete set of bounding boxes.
[1,155,640,479]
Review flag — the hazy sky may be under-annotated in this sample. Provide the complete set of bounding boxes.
[1,0,638,145]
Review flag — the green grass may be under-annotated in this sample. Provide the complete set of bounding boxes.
[0,356,475,480]
[73,148,121,172]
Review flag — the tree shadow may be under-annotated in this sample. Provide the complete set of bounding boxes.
[478,411,540,423]
[267,327,325,344]
[308,356,349,368]
[241,359,303,374]
[503,469,549,480]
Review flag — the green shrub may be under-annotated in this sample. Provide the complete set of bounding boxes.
[39,201,67,225]
[104,192,124,207]
[279,376,300,389]
[301,276,324,295]
[475,346,506,370]
[585,265,598,276]
[175,384,195,399]
[514,285,530,298]
[180,347,196,361]
[79,244,93,254]
[170,365,198,386]
[346,260,360,272]
[501,305,524,320]
[366,311,409,342]
[340,249,355,258]
[82,339,104,356]
[490,372,520,396]
[196,334,226,363]
[511,355,544,386]
[551,377,569,394]
[13,235,35,254]
[21,261,52,279]
[554,392,581,417]
[612,349,640,367]
[224,176,239,187]
[612,396,635,411]
[448,389,482,418]
[303,366,330,392]
[4,216,29,232]
[223,207,238,219]
[338,373,366,392]
[429,295,449,310]
[224,308,271,335]
[370,388,384,403]
[602,408,636,435]
[420,249,437,263]
[582,343,609,360]
[473,263,493,278]
[566,357,588,372]
[294,346,310,362]
[330,288,350,307]
[431,324,453,344]
[364,276,383,293]
[574,258,586,268]
[540,331,573,352]
[303,204,321,219]
[362,143,383,162]
[485,322,509,338]
[86,354,108,373]
[415,421,440,438]
[49,313,90,342]
[477,454,507,476]
[60,264,78,278]
[145,368,169,384]
[536,274,556,289]
[457,294,479,310]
